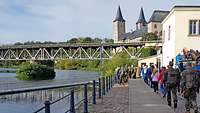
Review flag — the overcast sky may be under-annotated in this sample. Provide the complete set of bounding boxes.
[0,0,199,44]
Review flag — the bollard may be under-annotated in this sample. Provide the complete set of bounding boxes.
[84,84,88,113]
[44,100,51,113]
[69,90,75,113]
[106,77,108,92]
[93,80,96,104]
[102,77,106,95]
[98,78,101,98]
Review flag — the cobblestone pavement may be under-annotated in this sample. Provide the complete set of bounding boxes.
[76,84,128,113]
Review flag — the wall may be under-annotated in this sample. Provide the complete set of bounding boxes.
[175,9,200,56]
[162,11,176,66]
[163,7,200,66]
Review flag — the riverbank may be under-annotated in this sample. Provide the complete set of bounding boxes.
[0,70,16,73]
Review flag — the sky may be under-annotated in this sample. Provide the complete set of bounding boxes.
[0,0,200,44]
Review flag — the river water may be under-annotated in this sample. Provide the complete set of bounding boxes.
[0,69,100,113]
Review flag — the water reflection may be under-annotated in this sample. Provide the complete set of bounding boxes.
[0,69,99,113]
[0,87,87,113]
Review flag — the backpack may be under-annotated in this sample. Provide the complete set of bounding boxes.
[184,70,197,89]
[167,68,178,85]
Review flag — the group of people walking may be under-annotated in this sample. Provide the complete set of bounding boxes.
[141,61,200,113]
[115,64,137,85]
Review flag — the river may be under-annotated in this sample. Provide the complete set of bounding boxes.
[0,69,101,113]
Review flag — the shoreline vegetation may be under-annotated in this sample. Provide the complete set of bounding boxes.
[16,62,56,80]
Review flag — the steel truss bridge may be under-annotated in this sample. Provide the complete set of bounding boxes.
[0,41,162,60]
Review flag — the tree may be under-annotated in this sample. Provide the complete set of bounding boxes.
[67,38,78,43]
[141,33,158,41]
[94,38,102,43]
[82,37,93,43]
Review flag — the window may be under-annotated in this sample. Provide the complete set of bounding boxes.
[154,24,157,29]
[189,20,199,35]
[168,26,171,40]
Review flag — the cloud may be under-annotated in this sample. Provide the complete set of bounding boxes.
[0,0,199,44]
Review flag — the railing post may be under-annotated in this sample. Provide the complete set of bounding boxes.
[98,77,101,98]
[106,77,108,92]
[108,76,111,90]
[69,90,75,113]
[44,100,50,113]
[102,77,106,95]
[84,84,88,113]
[111,76,113,88]
[93,80,96,104]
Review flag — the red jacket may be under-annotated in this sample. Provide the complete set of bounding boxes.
[158,70,165,84]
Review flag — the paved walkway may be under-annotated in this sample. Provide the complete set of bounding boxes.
[76,84,128,113]
[90,84,128,113]
[77,79,193,113]
[129,79,175,113]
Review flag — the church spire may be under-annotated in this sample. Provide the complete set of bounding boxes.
[113,6,125,22]
[136,7,147,24]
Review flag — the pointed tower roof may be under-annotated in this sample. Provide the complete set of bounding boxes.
[136,7,147,24]
[113,6,125,22]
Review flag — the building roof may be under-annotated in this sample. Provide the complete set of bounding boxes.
[162,5,200,24]
[148,10,169,23]
[120,27,147,40]
[136,7,147,24]
[174,5,200,8]
[113,6,125,22]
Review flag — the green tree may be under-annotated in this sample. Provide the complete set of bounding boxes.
[140,47,157,58]
[67,38,78,43]
[141,33,158,41]
[102,50,137,76]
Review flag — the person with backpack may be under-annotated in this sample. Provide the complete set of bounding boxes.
[164,61,179,108]
[181,62,199,113]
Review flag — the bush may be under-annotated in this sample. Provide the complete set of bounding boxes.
[102,50,137,76]
[16,62,56,80]
[55,60,101,71]
[140,47,157,58]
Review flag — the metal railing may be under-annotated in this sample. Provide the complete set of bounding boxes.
[0,75,115,113]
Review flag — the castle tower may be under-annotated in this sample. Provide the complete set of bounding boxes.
[113,6,126,43]
[136,7,147,30]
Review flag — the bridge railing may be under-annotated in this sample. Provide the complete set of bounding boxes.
[0,75,116,113]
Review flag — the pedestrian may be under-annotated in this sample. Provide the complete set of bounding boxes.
[151,68,159,93]
[133,67,137,79]
[141,64,148,84]
[147,65,153,87]
[158,67,166,97]
[163,61,179,108]
[181,62,199,113]
[115,66,121,84]
[128,65,132,79]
